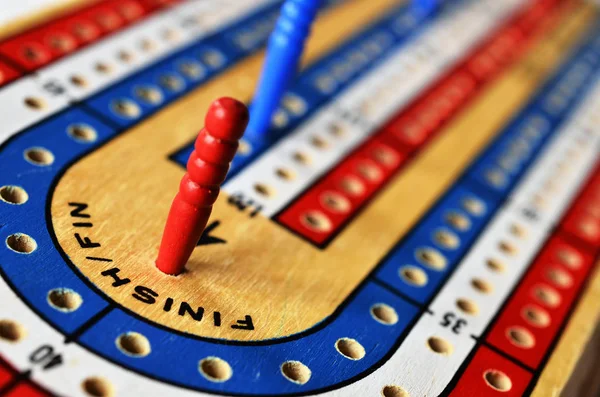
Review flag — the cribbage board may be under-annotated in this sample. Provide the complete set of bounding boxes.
[0,0,599,396]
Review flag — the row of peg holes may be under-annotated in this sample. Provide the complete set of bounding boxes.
[397,196,486,288]
[0,302,401,391]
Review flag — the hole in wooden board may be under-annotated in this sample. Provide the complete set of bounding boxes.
[199,357,232,382]
[547,268,573,288]
[471,278,494,294]
[509,223,528,239]
[301,211,332,233]
[281,361,311,385]
[68,124,97,143]
[117,50,134,63]
[271,109,288,128]
[139,39,156,52]
[335,338,365,360]
[310,136,329,149]
[48,288,83,312]
[275,168,295,181]
[178,61,205,80]
[427,336,453,355]
[381,385,410,397]
[484,369,512,392]
[371,146,398,168]
[456,298,479,315]
[320,191,351,214]
[111,99,141,119]
[533,285,561,308]
[159,74,185,92]
[0,319,26,342]
[237,140,251,155]
[486,258,506,273]
[82,377,114,397]
[6,233,37,254]
[116,332,151,357]
[327,122,346,138]
[95,62,112,75]
[340,176,365,197]
[282,94,307,116]
[72,22,98,42]
[70,74,88,87]
[357,161,383,183]
[556,248,582,270]
[578,219,599,239]
[134,86,163,105]
[498,241,518,256]
[399,266,428,286]
[24,97,46,110]
[462,197,486,216]
[0,186,28,205]
[522,305,550,328]
[254,183,275,198]
[370,303,398,325]
[292,151,311,165]
[485,169,507,187]
[507,326,535,349]
[24,147,54,166]
[200,50,226,69]
[48,34,76,52]
[445,211,471,231]
[118,2,144,20]
[161,28,180,42]
[433,229,460,250]
[415,247,447,270]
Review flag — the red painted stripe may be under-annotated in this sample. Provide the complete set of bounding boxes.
[0,0,177,76]
[485,234,596,370]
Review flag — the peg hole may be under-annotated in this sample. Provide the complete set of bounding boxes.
[116,332,151,357]
[199,357,232,382]
[24,147,54,166]
[292,151,311,165]
[507,326,535,348]
[471,278,493,294]
[381,385,409,397]
[533,285,561,308]
[254,184,275,198]
[335,338,365,360]
[399,266,427,286]
[82,377,114,397]
[370,304,398,325]
[281,361,311,385]
[70,74,88,87]
[556,248,582,270]
[445,211,471,231]
[68,124,97,143]
[486,258,506,273]
[415,248,446,270]
[0,186,28,205]
[484,370,512,392]
[275,168,295,181]
[301,211,332,233]
[456,298,479,315]
[433,229,460,250]
[547,268,573,288]
[6,233,37,254]
[24,97,46,110]
[462,197,486,216]
[427,336,453,355]
[522,305,550,328]
[340,176,365,197]
[0,319,26,342]
[48,288,82,312]
[320,192,350,214]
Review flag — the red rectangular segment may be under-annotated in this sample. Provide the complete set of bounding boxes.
[5,382,51,397]
[0,62,21,87]
[560,166,600,250]
[449,346,532,396]
[0,0,153,71]
[485,235,596,369]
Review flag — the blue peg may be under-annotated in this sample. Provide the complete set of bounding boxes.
[412,0,438,15]
[247,0,322,141]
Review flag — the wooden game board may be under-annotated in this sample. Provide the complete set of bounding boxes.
[0,0,599,396]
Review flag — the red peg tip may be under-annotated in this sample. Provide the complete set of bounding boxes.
[156,97,249,275]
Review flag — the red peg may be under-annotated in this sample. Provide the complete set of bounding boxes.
[156,97,249,275]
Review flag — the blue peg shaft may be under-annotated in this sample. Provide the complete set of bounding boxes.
[247,0,322,140]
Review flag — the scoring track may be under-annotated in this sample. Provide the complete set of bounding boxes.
[0,0,599,396]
